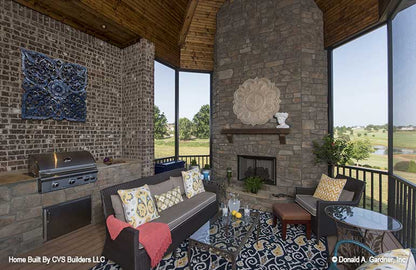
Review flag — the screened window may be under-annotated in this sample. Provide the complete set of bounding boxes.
[179,72,210,158]
[392,2,416,183]
[333,26,388,169]
[154,62,175,159]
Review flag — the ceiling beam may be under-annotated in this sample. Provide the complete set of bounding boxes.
[178,0,199,48]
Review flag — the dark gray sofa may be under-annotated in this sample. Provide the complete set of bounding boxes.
[295,175,365,239]
[100,168,219,270]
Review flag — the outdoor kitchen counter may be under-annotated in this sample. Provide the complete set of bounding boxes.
[0,159,142,259]
[0,159,139,186]
[0,171,36,186]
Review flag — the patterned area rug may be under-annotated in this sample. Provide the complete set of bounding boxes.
[92,211,328,270]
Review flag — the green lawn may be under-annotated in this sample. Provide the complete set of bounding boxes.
[154,137,209,159]
[347,128,416,149]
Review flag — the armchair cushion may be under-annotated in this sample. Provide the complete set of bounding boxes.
[313,174,346,201]
[339,189,355,201]
[295,194,320,216]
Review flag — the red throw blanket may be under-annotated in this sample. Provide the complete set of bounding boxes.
[106,215,172,268]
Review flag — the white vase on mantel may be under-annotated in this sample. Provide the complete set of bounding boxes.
[275,112,289,128]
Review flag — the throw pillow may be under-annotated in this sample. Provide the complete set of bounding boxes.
[356,248,415,270]
[154,186,184,212]
[313,174,347,201]
[182,168,205,198]
[117,184,160,228]
[110,194,127,222]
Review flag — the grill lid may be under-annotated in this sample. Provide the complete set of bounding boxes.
[29,151,97,177]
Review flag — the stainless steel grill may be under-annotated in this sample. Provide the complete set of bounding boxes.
[29,151,98,193]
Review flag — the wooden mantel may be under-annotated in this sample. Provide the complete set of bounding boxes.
[220,128,290,144]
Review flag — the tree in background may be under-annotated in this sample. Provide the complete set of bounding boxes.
[179,117,193,140]
[350,138,374,165]
[192,104,210,139]
[154,105,168,139]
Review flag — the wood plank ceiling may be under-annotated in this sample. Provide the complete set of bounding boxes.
[14,0,389,71]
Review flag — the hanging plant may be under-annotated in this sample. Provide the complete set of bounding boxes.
[312,134,353,165]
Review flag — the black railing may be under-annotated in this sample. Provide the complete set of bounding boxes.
[335,165,389,214]
[154,155,210,169]
[335,164,416,248]
[390,174,416,248]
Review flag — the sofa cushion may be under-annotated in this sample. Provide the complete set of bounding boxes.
[154,186,183,212]
[313,174,347,201]
[182,168,205,198]
[148,180,175,197]
[339,189,355,201]
[117,184,160,227]
[170,176,185,195]
[295,194,319,216]
[111,195,127,222]
[153,191,216,230]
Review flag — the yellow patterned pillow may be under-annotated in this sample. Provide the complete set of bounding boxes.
[357,248,415,270]
[117,184,160,228]
[313,174,346,201]
[182,168,205,198]
[154,186,183,212]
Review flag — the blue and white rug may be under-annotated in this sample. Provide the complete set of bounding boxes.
[92,211,328,270]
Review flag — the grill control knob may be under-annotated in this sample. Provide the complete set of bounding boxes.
[52,182,59,188]
[69,179,76,185]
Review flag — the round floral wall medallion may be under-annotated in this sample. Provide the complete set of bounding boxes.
[233,77,281,126]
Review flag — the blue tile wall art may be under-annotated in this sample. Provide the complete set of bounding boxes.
[21,48,87,122]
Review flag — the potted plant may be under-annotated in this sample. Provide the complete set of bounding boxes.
[189,159,200,171]
[244,176,263,194]
[201,164,211,180]
[312,134,352,165]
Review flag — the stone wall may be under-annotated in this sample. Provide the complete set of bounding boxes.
[0,1,155,176]
[0,161,141,261]
[212,0,328,200]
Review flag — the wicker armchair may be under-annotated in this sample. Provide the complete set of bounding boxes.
[295,175,364,239]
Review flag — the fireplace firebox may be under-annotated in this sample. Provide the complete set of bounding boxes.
[238,155,276,185]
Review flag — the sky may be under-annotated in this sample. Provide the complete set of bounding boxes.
[333,26,388,127]
[154,61,210,123]
[392,3,416,126]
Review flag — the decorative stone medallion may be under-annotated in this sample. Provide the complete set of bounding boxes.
[233,77,281,126]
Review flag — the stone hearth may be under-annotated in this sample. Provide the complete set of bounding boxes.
[212,0,328,204]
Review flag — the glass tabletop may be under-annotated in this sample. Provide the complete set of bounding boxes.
[189,210,260,254]
[325,205,402,232]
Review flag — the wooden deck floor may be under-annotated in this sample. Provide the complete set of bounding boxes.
[1,223,403,270]
[2,224,105,270]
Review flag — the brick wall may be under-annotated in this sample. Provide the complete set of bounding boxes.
[0,0,155,176]
[122,41,155,176]
[212,0,328,197]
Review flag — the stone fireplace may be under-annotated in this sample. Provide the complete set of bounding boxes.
[238,155,276,185]
[212,0,328,209]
